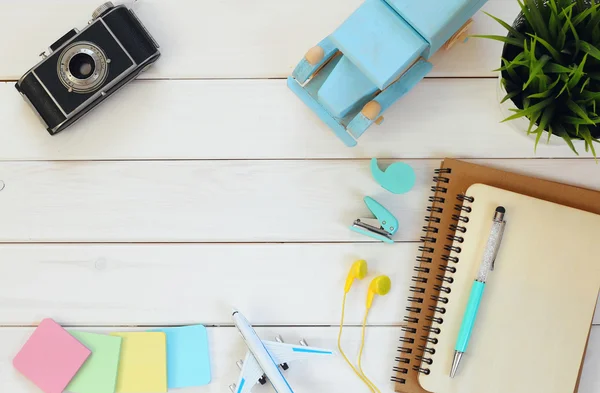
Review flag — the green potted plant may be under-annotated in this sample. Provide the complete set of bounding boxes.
[476,0,600,157]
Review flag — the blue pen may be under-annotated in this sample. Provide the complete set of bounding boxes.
[450,206,506,378]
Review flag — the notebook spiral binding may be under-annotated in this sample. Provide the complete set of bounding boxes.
[391,167,475,384]
[414,189,474,375]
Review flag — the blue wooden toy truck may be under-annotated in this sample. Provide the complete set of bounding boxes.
[288,0,489,147]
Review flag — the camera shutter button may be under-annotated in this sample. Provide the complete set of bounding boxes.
[92,2,115,19]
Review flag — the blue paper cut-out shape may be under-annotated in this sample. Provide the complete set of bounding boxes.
[371,158,416,194]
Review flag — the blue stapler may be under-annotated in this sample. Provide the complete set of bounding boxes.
[288,0,489,146]
[351,196,398,243]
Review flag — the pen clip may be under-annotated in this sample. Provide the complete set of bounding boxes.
[491,221,506,271]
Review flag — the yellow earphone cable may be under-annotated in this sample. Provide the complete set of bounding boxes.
[338,291,377,393]
[357,309,381,393]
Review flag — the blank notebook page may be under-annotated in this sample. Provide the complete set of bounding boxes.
[419,184,600,393]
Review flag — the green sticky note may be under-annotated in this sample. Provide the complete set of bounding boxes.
[66,331,122,393]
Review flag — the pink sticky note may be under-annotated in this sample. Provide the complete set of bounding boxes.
[13,319,91,393]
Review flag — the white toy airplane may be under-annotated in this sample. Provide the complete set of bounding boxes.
[230,311,336,393]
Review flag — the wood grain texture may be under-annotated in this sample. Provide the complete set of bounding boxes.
[2,79,594,160]
[0,326,598,393]
[0,243,600,326]
[0,243,412,326]
[2,2,599,392]
[0,243,596,327]
[0,0,518,80]
[0,159,599,243]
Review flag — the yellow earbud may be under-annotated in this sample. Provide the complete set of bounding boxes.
[366,275,392,309]
[355,275,392,393]
[344,260,368,293]
[339,261,392,393]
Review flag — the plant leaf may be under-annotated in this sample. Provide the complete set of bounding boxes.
[484,12,525,39]
[497,57,525,81]
[502,90,521,103]
[580,91,600,100]
[527,33,563,61]
[549,7,559,42]
[549,0,563,40]
[524,55,551,89]
[545,62,573,73]
[470,35,525,48]
[593,24,600,43]
[558,2,578,21]
[534,104,556,137]
[560,116,600,125]
[580,125,598,158]
[553,124,580,155]
[567,99,596,124]
[502,97,554,122]
[573,3,600,26]
[534,127,545,152]
[527,110,542,135]
[558,72,574,97]
[587,3,600,32]
[557,21,567,49]
[523,0,551,41]
[528,76,561,98]
[567,53,588,90]
[580,77,591,93]
[580,41,600,61]
[564,7,581,56]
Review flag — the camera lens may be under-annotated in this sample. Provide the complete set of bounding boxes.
[69,53,96,80]
[58,42,108,93]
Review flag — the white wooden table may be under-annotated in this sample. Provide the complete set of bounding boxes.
[0,1,598,392]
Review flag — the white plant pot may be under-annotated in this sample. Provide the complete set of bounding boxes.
[497,75,566,146]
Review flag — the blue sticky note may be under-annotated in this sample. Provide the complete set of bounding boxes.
[149,325,211,388]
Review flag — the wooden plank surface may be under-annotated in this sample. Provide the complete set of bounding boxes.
[0,243,597,326]
[1,1,599,392]
[0,326,598,393]
[0,159,599,243]
[0,243,412,326]
[0,0,518,80]
[1,79,594,161]
[580,327,600,393]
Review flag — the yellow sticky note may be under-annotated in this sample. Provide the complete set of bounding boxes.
[110,332,167,393]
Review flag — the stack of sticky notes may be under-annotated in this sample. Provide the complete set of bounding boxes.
[13,319,211,393]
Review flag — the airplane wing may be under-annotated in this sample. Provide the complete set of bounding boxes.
[234,351,264,393]
[263,340,335,365]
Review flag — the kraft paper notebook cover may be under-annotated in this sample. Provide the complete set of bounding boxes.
[394,158,600,393]
[418,184,600,393]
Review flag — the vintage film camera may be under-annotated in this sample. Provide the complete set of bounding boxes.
[15,2,160,135]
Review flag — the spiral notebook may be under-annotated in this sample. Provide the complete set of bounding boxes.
[394,159,600,393]
[418,184,600,393]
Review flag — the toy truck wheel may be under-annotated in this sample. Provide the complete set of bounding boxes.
[305,46,325,65]
[362,101,382,124]
[444,19,474,50]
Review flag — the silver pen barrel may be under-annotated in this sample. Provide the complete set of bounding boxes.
[476,207,506,282]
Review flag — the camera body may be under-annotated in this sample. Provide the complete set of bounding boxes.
[15,2,160,135]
